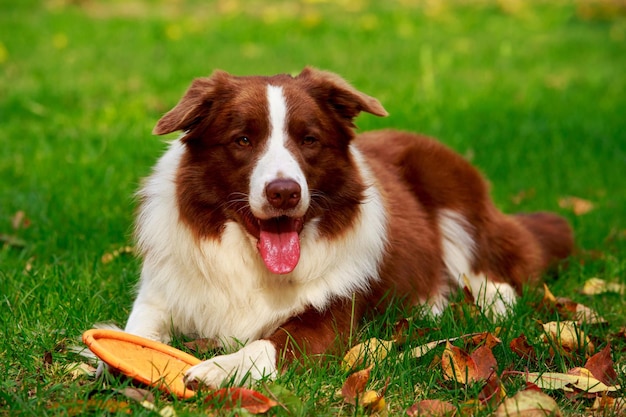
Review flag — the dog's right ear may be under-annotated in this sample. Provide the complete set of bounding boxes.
[153,70,232,135]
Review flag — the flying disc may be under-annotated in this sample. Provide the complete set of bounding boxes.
[83,329,201,399]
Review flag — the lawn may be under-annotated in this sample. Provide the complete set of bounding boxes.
[1,0,625,415]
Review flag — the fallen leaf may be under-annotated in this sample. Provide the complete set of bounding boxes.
[584,344,618,386]
[558,196,594,216]
[467,332,502,349]
[471,345,497,380]
[204,387,278,414]
[407,399,457,416]
[542,321,594,356]
[361,389,386,412]
[63,362,97,379]
[526,370,620,393]
[542,283,557,304]
[405,339,444,360]
[478,375,506,406]
[494,389,562,417]
[341,367,371,404]
[442,342,477,384]
[510,334,536,359]
[11,210,31,229]
[556,297,606,325]
[343,338,393,369]
[581,277,626,295]
[591,396,626,414]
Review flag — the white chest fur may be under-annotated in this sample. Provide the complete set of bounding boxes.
[127,140,387,349]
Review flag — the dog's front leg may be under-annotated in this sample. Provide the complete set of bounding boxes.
[184,298,364,388]
[124,297,172,344]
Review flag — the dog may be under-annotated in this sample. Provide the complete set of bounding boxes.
[124,67,573,389]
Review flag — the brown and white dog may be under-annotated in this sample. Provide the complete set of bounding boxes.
[125,67,573,388]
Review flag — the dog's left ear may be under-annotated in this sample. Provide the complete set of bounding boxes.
[153,70,232,135]
[297,67,388,123]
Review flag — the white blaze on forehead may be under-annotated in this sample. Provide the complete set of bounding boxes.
[249,85,309,219]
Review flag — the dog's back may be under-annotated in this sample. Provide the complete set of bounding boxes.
[355,129,573,311]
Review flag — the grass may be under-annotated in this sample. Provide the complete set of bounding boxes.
[1,0,625,415]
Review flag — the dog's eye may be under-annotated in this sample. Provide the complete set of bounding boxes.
[235,136,252,147]
[302,136,317,146]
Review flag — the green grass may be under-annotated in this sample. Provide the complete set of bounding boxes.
[1,0,625,415]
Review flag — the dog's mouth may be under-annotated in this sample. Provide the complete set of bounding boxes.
[243,214,304,275]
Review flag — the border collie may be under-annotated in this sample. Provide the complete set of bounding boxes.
[124,67,573,388]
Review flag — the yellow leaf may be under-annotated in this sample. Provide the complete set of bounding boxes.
[494,390,562,417]
[558,196,594,216]
[581,277,626,295]
[542,321,594,356]
[526,371,620,393]
[361,390,386,412]
[542,283,557,304]
[407,399,457,416]
[343,338,393,369]
[441,341,477,384]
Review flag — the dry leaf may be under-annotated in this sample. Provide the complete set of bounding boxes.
[442,342,477,384]
[591,396,626,414]
[407,399,457,416]
[11,210,31,229]
[361,390,386,412]
[555,297,606,325]
[203,387,278,414]
[526,370,620,393]
[63,362,97,379]
[584,344,618,386]
[343,338,394,369]
[558,196,594,215]
[581,277,626,295]
[471,345,497,380]
[510,334,536,359]
[478,375,506,406]
[494,389,562,417]
[542,283,557,304]
[542,321,594,356]
[467,332,502,349]
[341,367,371,404]
[405,339,443,360]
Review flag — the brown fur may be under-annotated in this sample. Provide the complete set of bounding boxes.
[151,67,574,374]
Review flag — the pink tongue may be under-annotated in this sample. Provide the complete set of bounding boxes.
[258,217,301,275]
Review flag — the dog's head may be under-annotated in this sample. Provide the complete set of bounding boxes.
[154,67,387,274]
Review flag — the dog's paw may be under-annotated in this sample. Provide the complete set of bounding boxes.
[464,274,517,318]
[184,340,277,388]
[476,281,517,318]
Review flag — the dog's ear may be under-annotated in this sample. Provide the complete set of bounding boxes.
[297,67,388,123]
[153,70,232,135]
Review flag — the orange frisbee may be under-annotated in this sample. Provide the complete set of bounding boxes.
[82,329,201,399]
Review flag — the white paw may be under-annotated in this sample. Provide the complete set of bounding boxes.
[464,274,517,318]
[184,340,277,388]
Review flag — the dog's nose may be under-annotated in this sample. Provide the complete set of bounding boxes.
[265,179,301,210]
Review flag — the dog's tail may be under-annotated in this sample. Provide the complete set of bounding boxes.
[514,212,574,271]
